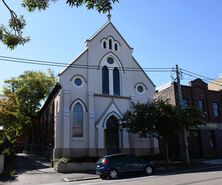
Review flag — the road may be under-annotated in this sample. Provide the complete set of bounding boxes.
[44,166,222,185]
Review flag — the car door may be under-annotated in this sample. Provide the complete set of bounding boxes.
[127,155,145,172]
[115,155,129,173]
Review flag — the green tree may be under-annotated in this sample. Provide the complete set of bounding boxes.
[3,70,56,145]
[123,100,179,166]
[176,107,204,129]
[123,99,204,166]
[1,0,119,49]
[0,94,28,154]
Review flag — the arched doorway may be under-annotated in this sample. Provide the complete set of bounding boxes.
[105,116,119,154]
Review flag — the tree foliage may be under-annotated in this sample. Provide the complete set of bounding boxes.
[123,99,181,140]
[0,70,56,152]
[123,99,204,164]
[0,94,28,154]
[1,0,119,49]
[3,70,56,118]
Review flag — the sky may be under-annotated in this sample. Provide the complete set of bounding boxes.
[1,0,222,92]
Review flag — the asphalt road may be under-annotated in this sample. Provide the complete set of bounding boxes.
[44,166,222,185]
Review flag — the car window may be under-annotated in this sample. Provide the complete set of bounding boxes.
[97,157,105,164]
[127,155,140,162]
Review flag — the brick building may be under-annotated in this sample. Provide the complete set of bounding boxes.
[155,78,222,159]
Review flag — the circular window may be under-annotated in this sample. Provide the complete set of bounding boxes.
[137,85,144,93]
[107,57,114,64]
[74,78,82,86]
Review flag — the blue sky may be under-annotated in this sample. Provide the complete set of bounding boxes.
[0,0,222,91]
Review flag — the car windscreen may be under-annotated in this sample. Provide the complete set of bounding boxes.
[97,157,105,164]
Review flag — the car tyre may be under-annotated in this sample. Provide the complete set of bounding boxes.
[109,169,118,179]
[145,166,153,175]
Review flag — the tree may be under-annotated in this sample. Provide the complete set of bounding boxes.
[123,99,204,166]
[123,99,180,166]
[2,70,56,145]
[0,0,119,49]
[176,107,204,129]
[0,94,28,154]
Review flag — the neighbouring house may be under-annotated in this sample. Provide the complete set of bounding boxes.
[208,74,222,91]
[155,78,222,159]
[38,21,159,160]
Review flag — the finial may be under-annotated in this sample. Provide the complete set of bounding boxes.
[107,11,111,21]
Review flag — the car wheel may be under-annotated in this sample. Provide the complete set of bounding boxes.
[145,166,153,175]
[109,169,118,179]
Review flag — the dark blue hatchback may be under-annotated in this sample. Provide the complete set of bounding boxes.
[96,153,153,179]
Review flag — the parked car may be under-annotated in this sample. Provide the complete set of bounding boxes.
[96,153,153,179]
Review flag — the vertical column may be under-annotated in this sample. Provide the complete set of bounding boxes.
[88,91,96,156]
[122,129,129,149]
[98,123,104,148]
[63,89,71,157]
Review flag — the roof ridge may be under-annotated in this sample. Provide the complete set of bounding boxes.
[86,21,133,50]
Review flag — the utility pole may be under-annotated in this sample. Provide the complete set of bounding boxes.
[176,64,190,166]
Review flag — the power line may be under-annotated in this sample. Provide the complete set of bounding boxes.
[0,55,173,70]
[181,71,222,87]
[0,55,174,72]
[180,68,222,84]
[1,55,221,87]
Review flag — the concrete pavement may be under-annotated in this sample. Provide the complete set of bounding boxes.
[0,154,98,185]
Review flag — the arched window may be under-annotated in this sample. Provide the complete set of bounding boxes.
[114,43,118,51]
[103,41,107,49]
[113,67,120,96]
[73,102,83,137]
[109,39,112,50]
[102,66,109,94]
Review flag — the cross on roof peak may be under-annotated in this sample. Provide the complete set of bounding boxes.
[107,11,111,21]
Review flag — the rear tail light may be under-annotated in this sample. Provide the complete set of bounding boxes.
[102,158,110,164]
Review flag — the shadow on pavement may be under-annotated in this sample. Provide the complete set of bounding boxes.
[0,153,51,183]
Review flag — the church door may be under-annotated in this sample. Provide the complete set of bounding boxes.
[105,116,119,154]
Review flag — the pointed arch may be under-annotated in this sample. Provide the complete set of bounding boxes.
[72,102,83,137]
[98,52,124,72]
[70,99,87,112]
[103,111,122,129]
[70,99,87,138]
[105,115,120,154]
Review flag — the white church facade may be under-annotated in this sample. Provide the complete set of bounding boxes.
[40,21,159,158]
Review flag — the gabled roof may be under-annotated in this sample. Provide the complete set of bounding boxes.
[86,21,133,50]
[132,56,156,87]
[58,48,88,76]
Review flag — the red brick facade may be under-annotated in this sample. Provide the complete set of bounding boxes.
[155,79,222,159]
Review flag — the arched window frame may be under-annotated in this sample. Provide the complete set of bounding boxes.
[113,67,120,96]
[103,41,107,49]
[100,54,123,96]
[114,42,118,51]
[72,102,85,138]
[109,39,112,50]
[102,66,109,94]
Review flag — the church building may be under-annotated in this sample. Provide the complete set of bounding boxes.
[39,21,159,159]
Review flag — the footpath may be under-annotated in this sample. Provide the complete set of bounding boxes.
[1,154,222,185]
